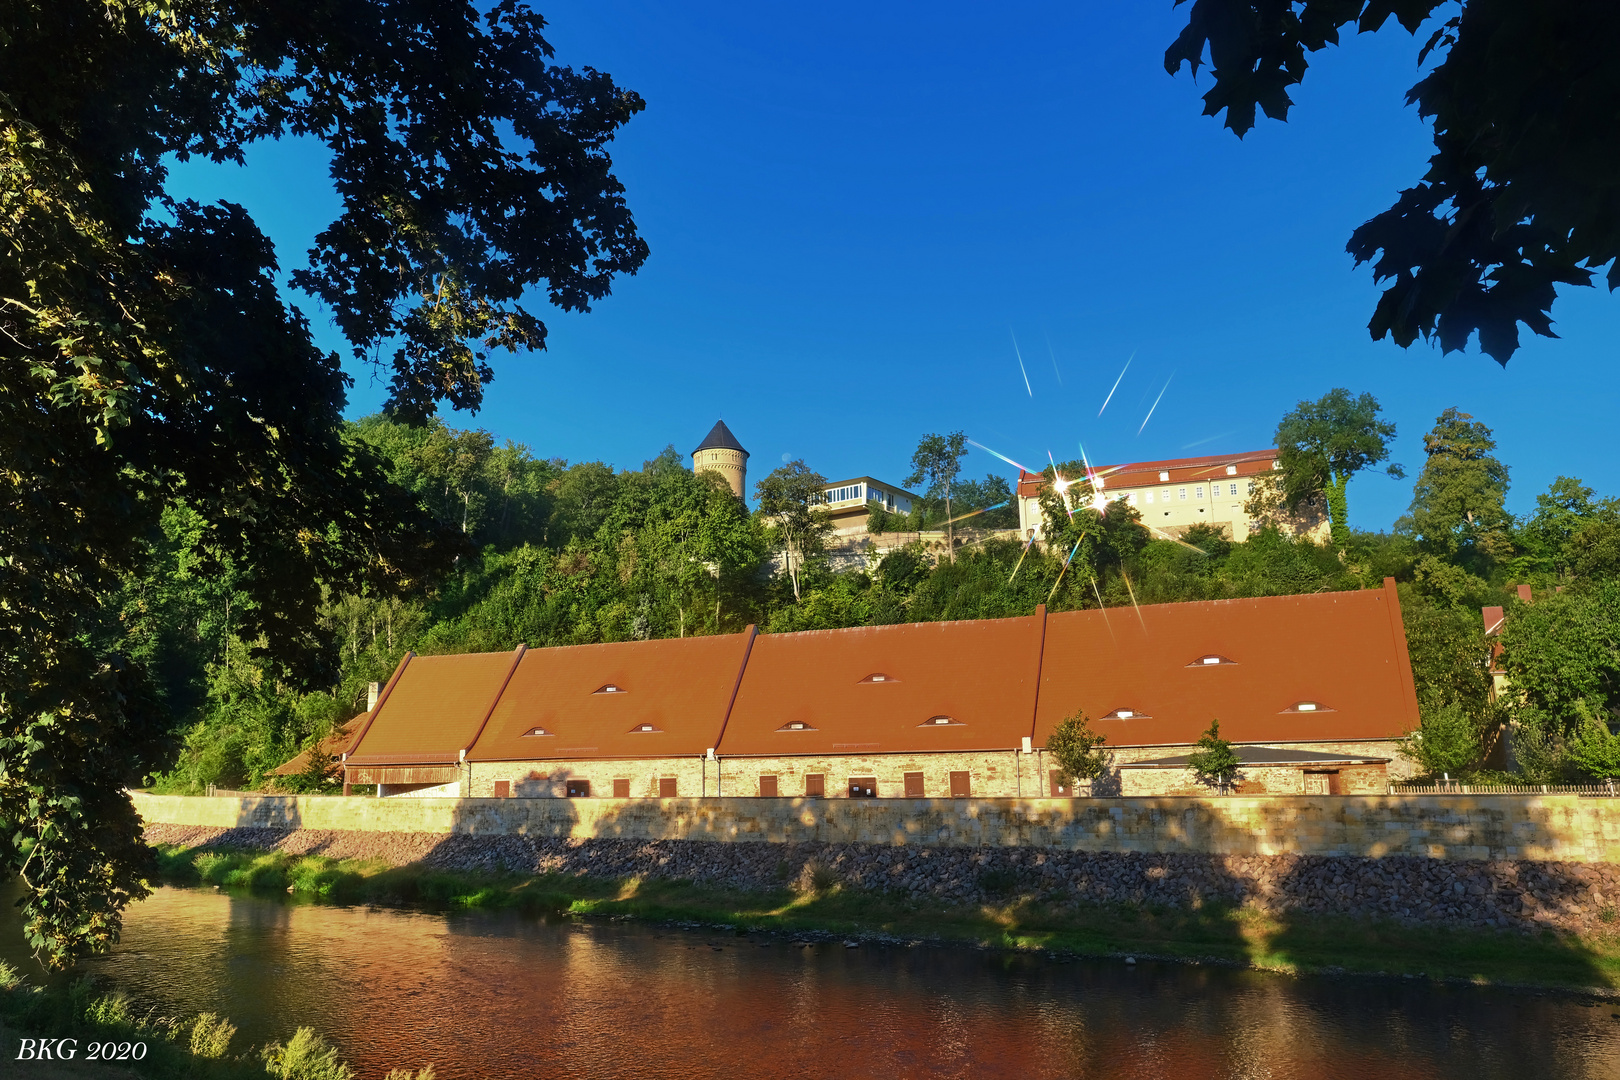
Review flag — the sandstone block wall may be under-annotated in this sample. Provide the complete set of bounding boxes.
[132,791,1620,863]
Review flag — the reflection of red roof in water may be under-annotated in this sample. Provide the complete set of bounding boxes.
[337,579,1418,766]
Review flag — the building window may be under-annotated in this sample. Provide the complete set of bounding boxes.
[848,777,878,798]
[1145,491,1153,504]
[1226,465,1238,475]
[1247,481,1255,493]
[759,775,779,797]
[949,771,971,798]
[492,780,511,799]
[566,779,591,798]
[1229,483,1238,495]
[1159,471,1169,481]
[903,772,925,797]
[658,777,678,798]
[805,773,825,797]
[612,778,630,798]
[1162,489,1171,502]
[1196,486,1204,499]
[1178,488,1187,500]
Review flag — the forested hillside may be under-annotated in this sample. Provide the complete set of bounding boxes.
[142,409,1620,794]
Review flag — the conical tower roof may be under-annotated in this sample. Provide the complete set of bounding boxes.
[693,419,748,457]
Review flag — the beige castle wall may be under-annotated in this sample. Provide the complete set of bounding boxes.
[132,791,1620,863]
[692,448,747,499]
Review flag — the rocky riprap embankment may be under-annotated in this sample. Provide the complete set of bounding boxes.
[145,823,1620,936]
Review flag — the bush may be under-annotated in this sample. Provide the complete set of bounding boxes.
[1398,699,1486,778]
[1565,701,1620,781]
[263,1027,355,1080]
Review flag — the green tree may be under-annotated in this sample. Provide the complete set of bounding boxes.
[1498,581,1620,725]
[1512,477,1601,581]
[1397,700,1485,779]
[1274,389,1403,547]
[0,0,644,966]
[950,473,1018,531]
[755,461,833,601]
[1564,702,1620,782]
[1045,712,1109,786]
[1403,408,1512,562]
[1186,719,1241,791]
[906,431,968,562]
[1167,1,1620,364]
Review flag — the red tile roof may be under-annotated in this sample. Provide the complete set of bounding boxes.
[468,631,754,762]
[342,582,1419,767]
[718,614,1046,756]
[1017,450,1278,498]
[1034,578,1418,748]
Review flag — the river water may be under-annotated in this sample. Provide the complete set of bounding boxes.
[3,885,1619,1079]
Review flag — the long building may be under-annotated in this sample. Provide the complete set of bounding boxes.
[335,580,1419,799]
[1016,450,1324,543]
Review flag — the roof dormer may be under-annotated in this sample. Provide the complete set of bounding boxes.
[1189,654,1236,667]
[628,722,662,733]
[777,720,817,732]
[1101,708,1149,720]
[1281,701,1334,714]
[919,715,962,727]
[594,683,626,695]
[860,673,896,684]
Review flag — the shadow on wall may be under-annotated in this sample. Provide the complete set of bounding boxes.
[235,795,302,832]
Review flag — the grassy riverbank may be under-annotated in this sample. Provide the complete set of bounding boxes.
[154,844,1620,995]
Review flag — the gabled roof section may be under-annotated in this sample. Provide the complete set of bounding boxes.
[719,613,1046,756]
[1017,451,1278,498]
[693,419,748,457]
[347,650,524,766]
[469,631,754,762]
[1034,579,1418,748]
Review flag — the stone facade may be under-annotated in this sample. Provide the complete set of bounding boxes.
[470,757,712,800]
[133,790,1620,863]
[1101,740,1414,797]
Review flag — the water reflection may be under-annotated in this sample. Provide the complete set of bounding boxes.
[3,885,1618,1079]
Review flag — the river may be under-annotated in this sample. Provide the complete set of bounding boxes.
[3,885,1618,1079]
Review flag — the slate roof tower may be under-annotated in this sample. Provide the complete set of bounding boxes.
[692,420,749,499]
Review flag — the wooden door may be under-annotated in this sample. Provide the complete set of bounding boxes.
[612,778,630,798]
[759,775,779,797]
[903,772,925,797]
[949,771,971,798]
[658,776,678,798]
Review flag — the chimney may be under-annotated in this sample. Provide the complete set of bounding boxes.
[367,681,381,712]
[1516,584,1532,604]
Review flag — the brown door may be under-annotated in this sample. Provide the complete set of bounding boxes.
[848,777,877,798]
[805,773,825,797]
[759,775,779,797]
[949,771,971,798]
[492,780,511,799]
[903,771,925,797]
[1327,771,1343,795]
[612,778,630,798]
[1050,770,1070,797]
[659,776,678,798]
[566,779,591,798]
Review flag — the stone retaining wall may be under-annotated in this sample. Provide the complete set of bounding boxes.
[132,791,1620,863]
[143,823,1620,938]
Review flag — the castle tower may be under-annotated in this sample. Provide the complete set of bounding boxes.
[692,419,749,499]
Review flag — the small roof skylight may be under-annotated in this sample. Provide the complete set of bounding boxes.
[777,720,816,731]
[920,715,961,726]
[629,723,662,733]
[522,727,552,737]
[1282,701,1333,714]
[1190,655,1236,667]
[860,673,896,683]
[1102,708,1147,720]
[594,683,625,694]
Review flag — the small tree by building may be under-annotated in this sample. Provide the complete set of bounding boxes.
[905,431,968,563]
[1565,702,1620,782]
[1186,719,1240,792]
[1046,711,1108,789]
[754,460,832,601]
[1397,700,1486,779]
[1273,389,1404,548]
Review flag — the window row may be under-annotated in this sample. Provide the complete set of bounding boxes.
[489,773,980,798]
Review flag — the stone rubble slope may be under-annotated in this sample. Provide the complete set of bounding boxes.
[144,824,1620,936]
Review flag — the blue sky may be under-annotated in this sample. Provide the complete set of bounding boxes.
[169,1,1617,530]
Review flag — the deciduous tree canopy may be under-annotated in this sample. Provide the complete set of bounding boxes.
[1167,0,1620,364]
